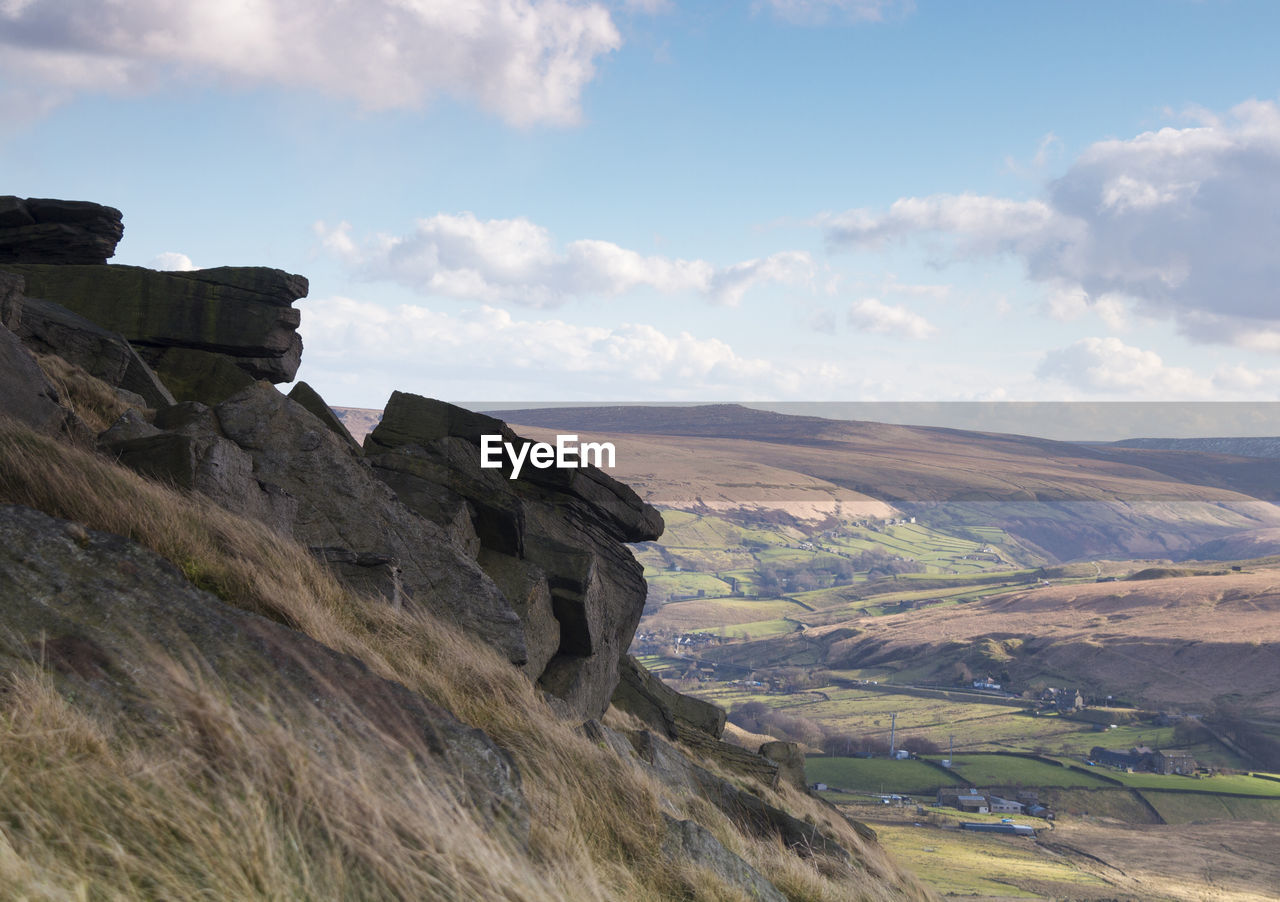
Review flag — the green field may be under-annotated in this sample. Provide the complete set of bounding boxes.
[944,754,1113,789]
[804,756,952,794]
[1100,770,1280,796]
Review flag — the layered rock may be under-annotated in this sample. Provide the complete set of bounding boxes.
[364,391,664,718]
[0,197,124,264]
[0,263,305,382]
[101,383,526,666]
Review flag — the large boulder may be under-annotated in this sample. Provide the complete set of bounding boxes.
[0,263,305,382]
[0,503,527,839]
[287,381,362,453]
[612,654,727,740]
[626,728,850,861]
[103,383,526,665]
[364,392,663,718]
[660,815,787,902]
[0,197,124,264]
[759,740,809,792]
[16,295,175,409]
[0,321,72,435]
[144,346,256,405]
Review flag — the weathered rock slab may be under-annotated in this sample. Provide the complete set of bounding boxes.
[0,197,124,265]
[661,814,787,902]
[612,654,726,739]
[0,263,305,382]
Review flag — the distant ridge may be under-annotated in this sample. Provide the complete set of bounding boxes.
[1110,436,1280,458]
[483,403,850,441]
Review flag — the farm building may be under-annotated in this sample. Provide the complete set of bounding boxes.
[962,822,1035,836]
[1153,750,1197,775]
[1091,746,1147,771]
[1092,745,1196,774]
[988,796,1024,815]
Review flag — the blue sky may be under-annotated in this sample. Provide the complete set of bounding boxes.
[4,0,1280,410]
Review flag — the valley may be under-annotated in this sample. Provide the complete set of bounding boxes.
[500,404,1280,900]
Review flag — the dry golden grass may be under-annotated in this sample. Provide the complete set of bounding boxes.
[34,352,140,434]
[0,413,936,901]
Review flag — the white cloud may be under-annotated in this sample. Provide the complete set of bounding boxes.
[826,100,1280,351]
[621,0,672,12]
[1037,337,1210,397]
[318,213,813,307]
[0,0,620,125]
[302,296,858,399]
[758,0,914,25]
[1044,282,1128,330]
[1211,364,1280,394]
[148,252,196,271]
[847,297,936,339]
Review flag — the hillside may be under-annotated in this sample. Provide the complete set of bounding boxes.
[0,198,935,902]
[700,568,1280,714]
[498,405,1280,563]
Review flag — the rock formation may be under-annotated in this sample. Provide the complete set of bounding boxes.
[0,263,306,382]
[364,390,664,717]
[0,196,124,264]
[100,383,528,667]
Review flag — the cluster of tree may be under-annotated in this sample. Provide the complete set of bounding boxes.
[1206,707,1280,770]
[853,550,927,579]
[728,701,826,748]
[754,551,925,591]
[755,559,855,592]
[729,699,942,757]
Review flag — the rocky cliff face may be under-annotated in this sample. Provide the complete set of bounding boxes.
[0,199,934,902]
[365,390,663,716]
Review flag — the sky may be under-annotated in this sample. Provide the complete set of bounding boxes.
[4,0,1280,418]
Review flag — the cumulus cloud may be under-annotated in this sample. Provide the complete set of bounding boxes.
[0,0,620,125]
[1037,337,1210,397]
[847,297,936,339]
[318,213,813,307]
[826,100,1280,350]
[759,0,915,25]
[148,252,196,271]
[302,296,856,398]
